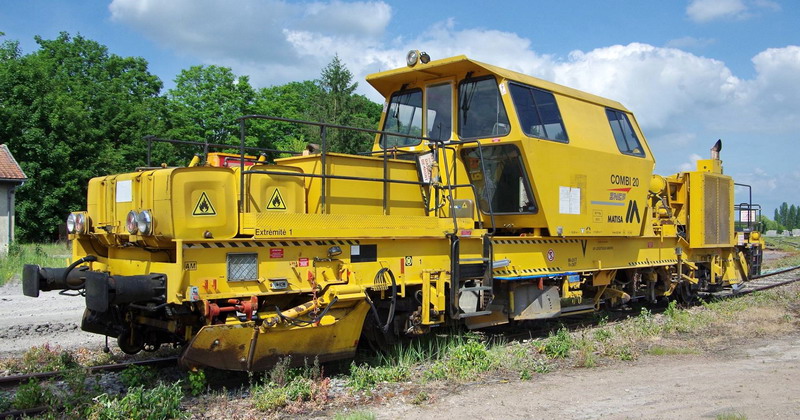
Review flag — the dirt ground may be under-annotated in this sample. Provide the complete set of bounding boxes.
[0,280,103,358]
[374,334,800,419]
[2,252,799,419]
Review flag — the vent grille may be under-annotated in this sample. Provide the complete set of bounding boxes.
[227,253,258,282]
[703,174,732,245]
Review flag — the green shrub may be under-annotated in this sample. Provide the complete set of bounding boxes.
[89,382,183,420]
[13,379,54,410]
[347,363,409,392]
[187,369,206,396]
[120,365,157,389]
[424,338,494,380]
[541,327,573,358]
[252,376,314,411]
[18,344,77,373]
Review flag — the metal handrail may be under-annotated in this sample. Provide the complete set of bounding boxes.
[234,115,496,230]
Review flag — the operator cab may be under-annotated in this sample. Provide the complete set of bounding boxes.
[367,52,655,237]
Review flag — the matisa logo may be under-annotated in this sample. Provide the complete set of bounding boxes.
[608,200,640,224]
[625,200,641,223]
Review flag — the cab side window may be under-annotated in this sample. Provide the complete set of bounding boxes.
[509,83,568,142]
[458,77,510,139]
[606,109,645,157]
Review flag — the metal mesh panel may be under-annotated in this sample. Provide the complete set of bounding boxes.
[703,175,732,245]
[719,177,731,242]
[227,253,258,282]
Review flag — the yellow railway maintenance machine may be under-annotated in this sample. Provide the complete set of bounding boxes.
[23,52,764,371]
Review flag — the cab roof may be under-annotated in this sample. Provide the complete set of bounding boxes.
[366,55,630,112]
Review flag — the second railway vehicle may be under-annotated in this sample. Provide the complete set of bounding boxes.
[23,52,764,371]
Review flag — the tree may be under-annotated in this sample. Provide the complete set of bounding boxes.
[165,65,255,160]
[311,55,381,154]
[252,81,323,155]
[0,32,164,241]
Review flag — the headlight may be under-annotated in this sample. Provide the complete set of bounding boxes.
[126,210,138,234]
[66,213,76,234]
[406,50,419,67]
[136,210,153,236]
[74,213,86,234]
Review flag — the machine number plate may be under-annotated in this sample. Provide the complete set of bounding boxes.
[270,280,289,290]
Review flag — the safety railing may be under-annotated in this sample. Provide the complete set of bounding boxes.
[234,115,497,233]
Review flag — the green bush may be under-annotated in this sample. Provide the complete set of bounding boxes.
[347,363,409,391]
[252,376,314,411]
[187,369,206,396]
[541,327,573,358]
[13,379,54,410]
[120,365,157,389]
[424,338,494,380]
[89,382,184,420]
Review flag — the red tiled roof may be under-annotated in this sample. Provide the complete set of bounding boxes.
[0,144,27,181]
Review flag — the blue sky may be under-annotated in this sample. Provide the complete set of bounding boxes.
[1,0,799,216]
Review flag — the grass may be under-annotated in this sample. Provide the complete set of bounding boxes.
[0,242,69,285]
[763,237,800,271]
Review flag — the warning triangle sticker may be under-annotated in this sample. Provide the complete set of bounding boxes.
[192,192,217,216]
[267,188,287,210]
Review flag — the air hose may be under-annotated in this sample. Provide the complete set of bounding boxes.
[366,268,397,333]
[64,255,98,290]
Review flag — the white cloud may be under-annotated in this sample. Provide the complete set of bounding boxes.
[552,43,741,130]
[679,153,703,172]
[108,0,393,85]
[686,0,781,23]
[687,0,748,23]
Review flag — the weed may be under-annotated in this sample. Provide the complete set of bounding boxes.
[187,369,207,396]
[13,379,54,410]
[252,376,314,411]
[595,327,613,341]
[532,358,552,374]
[647,346,700,356]
[333,410,376,420]
[252,358,328,411]
[269,356,292,386]
[519,369,532,380]
[60,367,101,417]
[541,327,573,358]
[120,364,157,389]
[89,382,184,420]
[0,392,11,412]
[411,391,429,404]
[424,337,494,381]
[574,336,597,368]
[16,344,77,373]
[347,362,409,392]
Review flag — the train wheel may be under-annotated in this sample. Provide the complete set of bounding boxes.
[677,281,697,305]
[118,329,144,355]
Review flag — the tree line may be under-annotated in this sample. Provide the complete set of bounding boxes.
[767,202,800,232]
[0,32,382,242]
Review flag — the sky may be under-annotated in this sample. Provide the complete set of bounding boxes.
[1,0,799,216]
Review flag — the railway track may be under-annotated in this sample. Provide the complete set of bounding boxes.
[712,265,800,298]
[0,356,177,418]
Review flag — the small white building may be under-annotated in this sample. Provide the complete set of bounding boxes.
[0,144,27,255]
[765,230,778,237]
